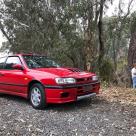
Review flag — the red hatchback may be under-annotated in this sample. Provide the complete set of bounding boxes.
[0,54,100,109]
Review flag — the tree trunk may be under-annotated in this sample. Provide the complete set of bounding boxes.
[84,1,95,71]
[98,0,105,73]
[112,36,117,71]
[127,17,136,87]
[128,32,136,68]
[0,22,14,46]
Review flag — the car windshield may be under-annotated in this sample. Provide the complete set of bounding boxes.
[23,55,60,69]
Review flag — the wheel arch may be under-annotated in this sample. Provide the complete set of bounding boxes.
[27,80,45,99]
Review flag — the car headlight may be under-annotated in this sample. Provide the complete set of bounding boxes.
[55,78,76,84]
[92,75,99,81]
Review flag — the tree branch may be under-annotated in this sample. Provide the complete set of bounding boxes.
[0,21,13,46]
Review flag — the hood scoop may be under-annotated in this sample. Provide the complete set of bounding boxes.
[68,68,83,72]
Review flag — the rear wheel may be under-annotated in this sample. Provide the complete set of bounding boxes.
[30,83,47,109]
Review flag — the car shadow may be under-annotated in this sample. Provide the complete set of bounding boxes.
[47,96,108,112]
[0,94,108,111]
[0,94,29,105]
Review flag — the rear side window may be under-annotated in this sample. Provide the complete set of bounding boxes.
[0,57,6,69]
[5,56,22,70]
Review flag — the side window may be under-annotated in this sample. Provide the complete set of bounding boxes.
[0,57,6,69]
[5,57,22,70]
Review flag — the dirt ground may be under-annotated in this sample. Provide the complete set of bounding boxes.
[0,87,136,136]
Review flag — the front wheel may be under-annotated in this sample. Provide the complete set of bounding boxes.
[30,83,47,109]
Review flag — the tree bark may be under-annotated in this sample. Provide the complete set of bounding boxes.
[84,0,95,71]
[128,32,136,68]
[127,17,136,87]
[98,0,105,72]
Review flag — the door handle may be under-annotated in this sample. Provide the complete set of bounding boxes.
[0,73,4,76]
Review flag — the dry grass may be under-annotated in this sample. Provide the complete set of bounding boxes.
[100,86,136,105]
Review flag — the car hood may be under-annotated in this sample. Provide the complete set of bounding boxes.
[32,67,95,78]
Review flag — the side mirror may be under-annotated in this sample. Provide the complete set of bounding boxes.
[12,64,24,70]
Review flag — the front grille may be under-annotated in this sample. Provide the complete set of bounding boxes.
[76,77,92,82]
[77,84,95,96]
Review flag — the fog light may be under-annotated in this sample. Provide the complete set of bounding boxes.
[61,92,69,98]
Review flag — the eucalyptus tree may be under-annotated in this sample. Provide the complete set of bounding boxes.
[0,0,59,53]
[1,0,133,82]
[0,0,107,70]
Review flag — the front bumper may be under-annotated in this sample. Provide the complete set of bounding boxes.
[45,81,100,104]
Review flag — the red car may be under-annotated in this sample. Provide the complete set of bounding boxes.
[0,54,100,109]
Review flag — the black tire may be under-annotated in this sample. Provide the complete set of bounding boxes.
[29,83,47,109]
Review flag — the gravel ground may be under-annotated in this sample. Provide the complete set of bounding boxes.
[0,91,136,136]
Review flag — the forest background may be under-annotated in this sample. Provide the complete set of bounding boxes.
[0,0,136,87]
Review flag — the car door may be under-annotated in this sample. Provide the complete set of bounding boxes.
[0,56,28,95]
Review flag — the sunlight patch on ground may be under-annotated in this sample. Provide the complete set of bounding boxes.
[101,86,136,106]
